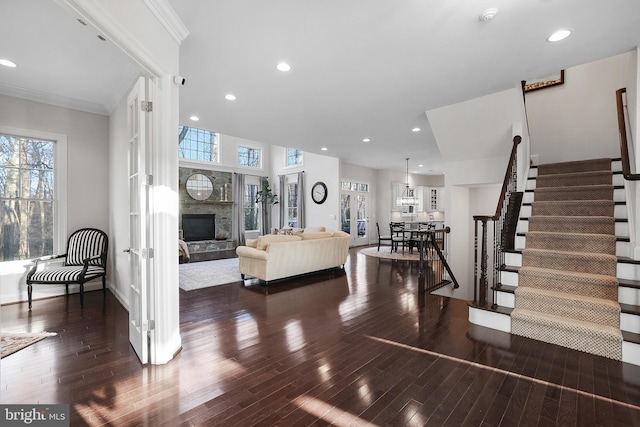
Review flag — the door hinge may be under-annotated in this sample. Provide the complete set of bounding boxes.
[143,319,155,332]
[141,101,153,112]
[145,174,153,186]
[142,248,154,259]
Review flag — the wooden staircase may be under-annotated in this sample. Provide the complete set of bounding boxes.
[469,158,640,366]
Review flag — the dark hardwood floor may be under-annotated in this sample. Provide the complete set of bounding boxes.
[2,247,640,426]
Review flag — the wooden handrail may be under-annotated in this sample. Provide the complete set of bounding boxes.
[492,135,522,219]
[616,88,640,180]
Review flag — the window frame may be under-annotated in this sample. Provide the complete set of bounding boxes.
[285,148,303,168]
[0,125,67,262]
[243,175,261,233]
[178,125,220,166]
[237,144,263,169]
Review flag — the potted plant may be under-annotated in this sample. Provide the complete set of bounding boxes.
[255,178,278,234]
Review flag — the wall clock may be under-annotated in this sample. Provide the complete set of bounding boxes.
[311,181,328,204]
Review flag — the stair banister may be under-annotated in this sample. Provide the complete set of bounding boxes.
[616,88,639,181]
[472,135,522,307]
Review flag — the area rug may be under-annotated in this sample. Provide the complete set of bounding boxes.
[179,257,241,291]
[359,246,420,261]
[1,332,56,358]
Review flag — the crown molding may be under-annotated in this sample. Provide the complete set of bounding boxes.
[143,0,190,45]
[0,83,108,116]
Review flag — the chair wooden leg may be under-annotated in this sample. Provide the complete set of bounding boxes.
[79,284,84,308]
[28,284,32,310]
[65,284,69,295]
[102,276,106,295]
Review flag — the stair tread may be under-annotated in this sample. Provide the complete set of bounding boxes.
[520,266,618,283]
[622,331,640,345]
[493,284,517,293]
[523,248,617,260]
[618,278,640,289]
[516,286,619,307]
[467,301,513,315]
[620,303,640,315]
[512,308,621,335]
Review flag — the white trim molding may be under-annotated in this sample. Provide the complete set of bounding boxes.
[143,0,190,45]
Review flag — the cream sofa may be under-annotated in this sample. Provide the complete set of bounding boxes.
[236,229,350,283]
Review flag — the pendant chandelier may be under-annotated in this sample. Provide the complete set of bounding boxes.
[397,158,418,206]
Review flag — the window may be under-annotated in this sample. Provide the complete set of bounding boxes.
[238,146,261,168]
[286,148,303,167]
[0,133,57,261]
[286,183,298,227]
[341,180,369,192]
[178,125,219,163]
[243,183,260,232]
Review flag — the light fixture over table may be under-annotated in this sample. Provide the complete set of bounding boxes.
[397,158,418,206]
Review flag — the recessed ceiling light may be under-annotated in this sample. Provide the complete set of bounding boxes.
[225,94,236,101]
[97,35,107,41]
[0,59,17,68]
[418,164,424,168]
[276,62,291,72]
[412,127,421,132]
[321,147,328,151]
[362,138,371,143]
[189,116,199,121]
[547,29,572,42]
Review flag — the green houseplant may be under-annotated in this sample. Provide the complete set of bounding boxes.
[256,178,278,234]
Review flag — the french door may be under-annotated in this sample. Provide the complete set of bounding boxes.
[340,190,369,246]
[127,77,152,364]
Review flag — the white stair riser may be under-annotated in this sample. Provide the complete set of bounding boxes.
[515,236,526,249]
[616,222,629,237]
[504,253,522,267]
[496,291,515,308]
[618,263,640,281]
[615,205,628,219]
[621,312,640,334]
[613,161,622,172]
[622,341,640,366]
[619,286,640,305]
[468,306,511,333]
[500,271,519,286]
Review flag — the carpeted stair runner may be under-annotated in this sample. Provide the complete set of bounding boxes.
[511,158,623,360]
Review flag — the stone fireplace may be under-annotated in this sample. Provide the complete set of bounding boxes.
[179,167,236,261]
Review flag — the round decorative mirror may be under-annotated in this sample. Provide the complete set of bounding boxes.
[186,173,213,200]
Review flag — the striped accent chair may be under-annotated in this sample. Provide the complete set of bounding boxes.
[26,228,108,310]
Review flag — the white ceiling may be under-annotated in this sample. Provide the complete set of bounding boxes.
[1,0,639,174]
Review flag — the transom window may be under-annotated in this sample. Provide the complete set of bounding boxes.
[286,148,303,167]
[341,180,369,192]
[238,146,261,168]
[0,134,56,261]
[178,126,219,163]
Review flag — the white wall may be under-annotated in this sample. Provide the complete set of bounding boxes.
[526,51,635,164]
[0,95,109,304]
[270,146,341,231]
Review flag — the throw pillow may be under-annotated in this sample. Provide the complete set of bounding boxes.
[246,239,258,248]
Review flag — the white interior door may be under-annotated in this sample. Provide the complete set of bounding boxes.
[127,77,151,364]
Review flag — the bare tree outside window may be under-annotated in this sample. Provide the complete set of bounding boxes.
[0,134,55,261]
